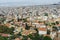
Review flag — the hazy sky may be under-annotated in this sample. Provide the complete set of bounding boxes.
[0,0,60,6]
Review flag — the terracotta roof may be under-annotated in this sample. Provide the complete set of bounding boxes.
[21,30,36,36]
[38,21,44,24]
[15,38,21,40]
[1,34,9,37]
[34,20,39,23]
[57,24,60,26]
[21,30,30,35]
[5,23,11,27]
[14,22,21,25]
[39,28,47,31]
[44,34,50,37]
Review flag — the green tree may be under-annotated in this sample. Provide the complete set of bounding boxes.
[0,18,6,22]
[0,35,8,40]
[34,28,38,33]
[52,26,58,37]
[25,23,30,30]
[28,33,44,40]
[51,22,56,25]
[0,25,14,34]
[44,13,48,16]
[47,30,50,35]
[52,26,58,31]
[22,36,28,40]
[43,36,52,40]
[23,18,27,22]
[55,21,59,25]
[9,35,19,40]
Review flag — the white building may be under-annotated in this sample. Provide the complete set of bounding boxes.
[38,28,47,35]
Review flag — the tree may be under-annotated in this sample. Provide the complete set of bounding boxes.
[47,30,50,35]
[17,32,22,36]
[51,22,56,25]
[23,18,27,22]
[34,28,38,33]
[25,23,30,30]
[52,26,58,31]
[0,18,6,23]
[22,36,28,40]
[0,35,8,40]
[55,21,59,25]
[44,13,48,16]
[9,34,19,40]
[0,25,14,34]
[43,36,52,40]
[28,33,44,40]
[0,25,8,33]
[45,23,48,26]
[7,27,14,34]
[52,26,58,37]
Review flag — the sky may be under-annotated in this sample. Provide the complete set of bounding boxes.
[0,0,60,6]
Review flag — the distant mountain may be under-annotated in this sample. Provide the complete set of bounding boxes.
[52,2,60,5]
